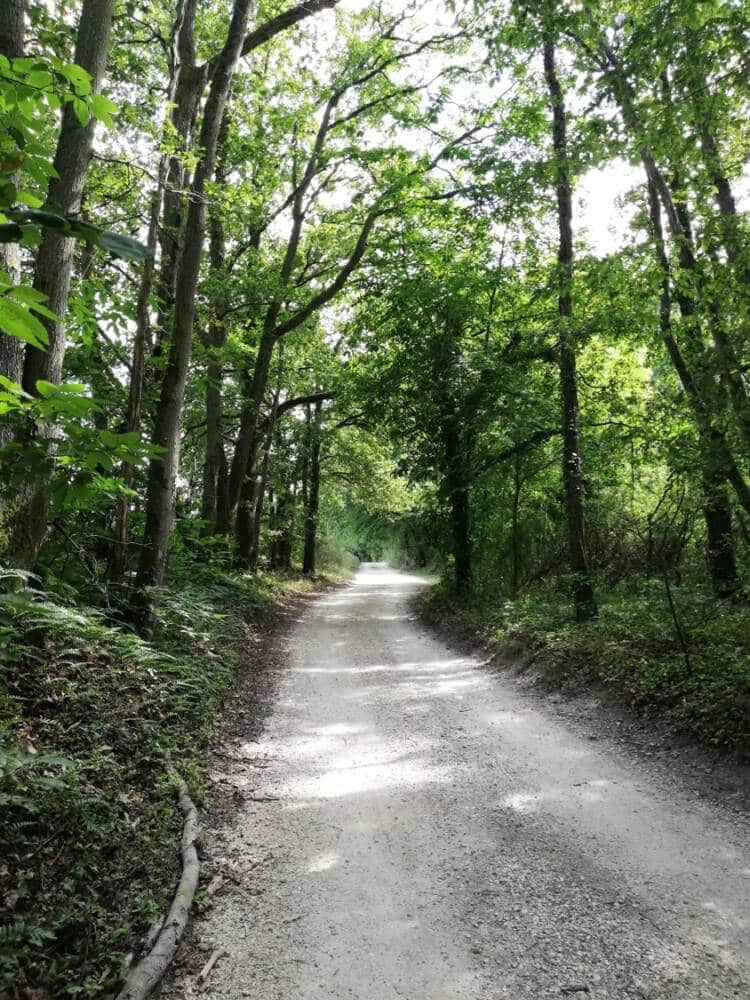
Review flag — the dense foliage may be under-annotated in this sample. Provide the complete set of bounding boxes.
[1,0,749,992]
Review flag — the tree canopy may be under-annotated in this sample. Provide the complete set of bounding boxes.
[2,0,750,990]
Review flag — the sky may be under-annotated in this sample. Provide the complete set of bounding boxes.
[302,0,652,260]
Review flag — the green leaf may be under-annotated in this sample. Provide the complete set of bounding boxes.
[0,180,17,207]
[9,285,59,322]
[8,208,69,232]
[35,379,57,397]
[3,209,151,260]
[0,297,49,349]
[72,97,90,127]
[59,63,91,96]
[16,190,43,207]
[26,70,54,89]
[0,374,25,393]
[94,227,153,261]
[89,93,118,128]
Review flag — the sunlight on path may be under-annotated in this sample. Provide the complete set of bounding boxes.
[168,564,750,1000]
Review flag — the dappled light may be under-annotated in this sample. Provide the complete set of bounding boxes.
[5,0,750,993]
[193,565,750,1000]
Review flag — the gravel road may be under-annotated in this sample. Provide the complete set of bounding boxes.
[171,564,750,999]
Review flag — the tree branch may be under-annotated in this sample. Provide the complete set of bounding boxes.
[205,0,339,78]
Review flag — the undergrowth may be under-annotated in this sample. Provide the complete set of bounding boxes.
[423,576,750,751]
[0,566,333,997]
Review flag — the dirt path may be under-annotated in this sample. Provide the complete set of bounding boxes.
[167,565,750,999]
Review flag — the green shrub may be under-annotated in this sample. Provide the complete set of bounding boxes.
[424,577,750,750]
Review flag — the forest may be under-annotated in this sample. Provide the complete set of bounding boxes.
[0,0,749,994]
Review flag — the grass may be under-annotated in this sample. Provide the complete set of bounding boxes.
[0,564,344,997]
[423,575,750,752]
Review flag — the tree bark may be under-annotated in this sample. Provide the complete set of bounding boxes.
[510,451,521,598]
[9,0,115,570]
[109,174,164,583]
[152,0,204,352]
[596,46,750,456]
[231,331,276,561]
[303,399,323,575]
[0,0,25,399]
[647,178,740,596]
[135,0,253,596]
[702,474,738,599]
[250,442,272,568]
[442,413,471,594]
[248,381,281,568]
[543,34,597,622]
[215,446,231,536]
[200,192,231,535]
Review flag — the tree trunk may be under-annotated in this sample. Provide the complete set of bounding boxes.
[135,0,253,596]
[9,0,115,571]
[647,179,740,596]
[152,0,204,351]
[702,474,738,599]
[658,67,750,456]
[443,417,471,594]
[231,331,276,563]
[700,121,750,284]
[543,34,597,622]
[682,31,750,287]
[250,441,272,568]
[109,175,163,583]
[249,383,281,569]
[303,399,323,575]
[270,483,294,571]
[599,47,750,456]
[0,0,25,399]
[200,201,230,535]
[510,451,521,598]
[215,446,231,536]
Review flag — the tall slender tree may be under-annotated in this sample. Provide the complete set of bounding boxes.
[10,0,116,570]
[543,30,597,621]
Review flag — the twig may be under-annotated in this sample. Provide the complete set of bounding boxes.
[663,572,692,673]
[198,947,226,983]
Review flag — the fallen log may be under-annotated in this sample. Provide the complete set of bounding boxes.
[116,775,200,1000]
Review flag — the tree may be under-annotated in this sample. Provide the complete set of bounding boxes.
[542,29,597,620]
[9,0,116,570]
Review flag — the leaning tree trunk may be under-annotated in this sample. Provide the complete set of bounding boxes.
[543,34,597,622]
[658,67,750,456]
[599,46,750,456]
[135,0,253,598]
[302,399,323,575]
[0,0,25,400]
[682,31,750,288]
[9,0,115,571]
[109,174,164,583]
[647,179,740,597]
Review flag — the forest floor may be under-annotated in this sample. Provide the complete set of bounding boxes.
[164,564,750,1000]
